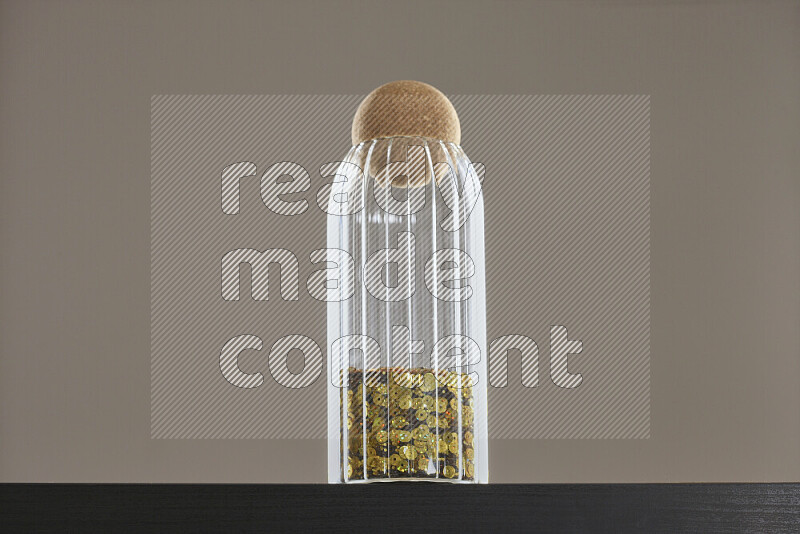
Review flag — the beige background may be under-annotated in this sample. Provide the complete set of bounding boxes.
[149,94,652,441]
[1,0,798,482]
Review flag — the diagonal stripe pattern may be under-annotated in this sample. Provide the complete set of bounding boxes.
[151,95,650,439]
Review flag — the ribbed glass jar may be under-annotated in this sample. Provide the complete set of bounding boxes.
[326,136,488,483]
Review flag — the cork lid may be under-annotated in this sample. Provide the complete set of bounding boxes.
[352,81,461,146]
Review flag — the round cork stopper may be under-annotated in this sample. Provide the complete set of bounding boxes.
[352,81,460,146]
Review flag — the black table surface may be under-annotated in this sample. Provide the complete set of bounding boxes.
[2,483,799,533]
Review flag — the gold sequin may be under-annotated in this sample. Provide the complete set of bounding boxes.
[392,372,413,389]
[443,465,457,478]
[411,425,431,440]
[400,445,417,460]
[465,462,474,478]
[397,395,412,410]
[421,373,437,392]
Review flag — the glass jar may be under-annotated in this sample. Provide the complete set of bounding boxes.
[326,136,488,483]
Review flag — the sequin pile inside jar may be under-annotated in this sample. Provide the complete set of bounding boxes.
[341,367,476,482]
